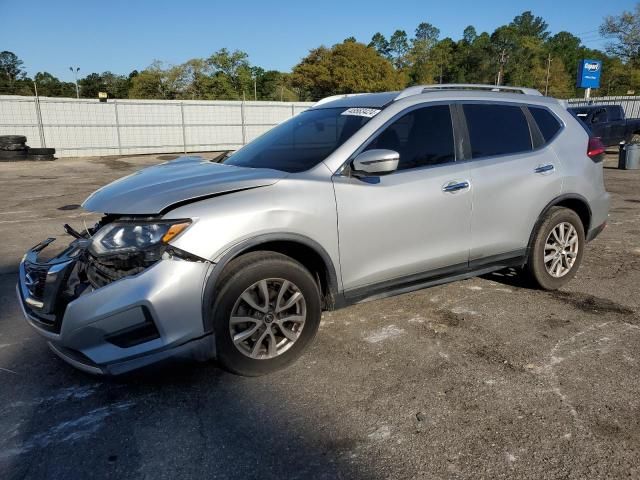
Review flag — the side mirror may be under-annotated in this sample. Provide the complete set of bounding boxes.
[352,149,399,175]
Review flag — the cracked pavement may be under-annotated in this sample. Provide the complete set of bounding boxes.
[0,152,639,479]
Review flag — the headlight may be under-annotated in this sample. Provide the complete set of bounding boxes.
[89,220,191,256]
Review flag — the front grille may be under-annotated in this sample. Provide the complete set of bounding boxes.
[25,263,49,300]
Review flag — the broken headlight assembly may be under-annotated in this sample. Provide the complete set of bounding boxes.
[89,220,191,257]
[84,219,193,288]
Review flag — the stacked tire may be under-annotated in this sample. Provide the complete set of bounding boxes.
[27,147,56,161]
[0,135,56,161]
[0,135,28,161]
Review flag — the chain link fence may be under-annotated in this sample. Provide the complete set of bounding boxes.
[0,95,313,157]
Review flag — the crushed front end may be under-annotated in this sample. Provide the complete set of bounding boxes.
[17,217,215,375]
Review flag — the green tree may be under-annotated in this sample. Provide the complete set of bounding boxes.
[0,51,27,94]
[207,48,252,98]
[407,22,440,84]
[463,26,477,44]
[548,31,582,77]
[128,62,176,99]
[389,30,410,69]
[510,11,549,40]
[78,72,130,98]
[33,72,76,97]
[600,3,640,64]
[368,32,391,58]
[291,41,405,100]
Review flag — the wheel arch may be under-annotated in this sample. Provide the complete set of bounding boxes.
[526,194,592,258]
[202,233,340,332]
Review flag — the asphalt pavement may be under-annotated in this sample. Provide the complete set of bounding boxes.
[0,152,639,479]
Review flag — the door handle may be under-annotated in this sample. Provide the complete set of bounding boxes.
[442,180,470,193]
[534,164,555,174]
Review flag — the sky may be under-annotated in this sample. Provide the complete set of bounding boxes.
[0,0,635,82]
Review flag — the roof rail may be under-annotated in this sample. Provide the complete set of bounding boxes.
[394,84,543,101]
[313,93,368,107]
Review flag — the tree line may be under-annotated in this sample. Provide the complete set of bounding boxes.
[1,5,639,101]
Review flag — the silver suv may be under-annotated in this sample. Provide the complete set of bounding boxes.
[17,84,610,376]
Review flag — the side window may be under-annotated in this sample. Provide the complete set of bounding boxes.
[529,107,562,143]
[607,106,623,121]
[463,104,533,158]
[591,108,607,124]
[364,105,455,170]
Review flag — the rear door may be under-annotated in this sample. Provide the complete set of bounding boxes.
[462,103,564,265]
[333,104,471,293]
[606,106,626,144]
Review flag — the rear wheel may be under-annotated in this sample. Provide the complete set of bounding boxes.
[526,207,585,290]
[211,251,321,376]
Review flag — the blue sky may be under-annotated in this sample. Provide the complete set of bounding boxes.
[0,0,635,81]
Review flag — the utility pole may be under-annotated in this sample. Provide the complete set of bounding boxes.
[496,49,507,86]
[254,77,257,101]
[69,66,80,98]
[544,53,552,96]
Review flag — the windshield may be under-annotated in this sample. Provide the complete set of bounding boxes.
[223,107,376,172]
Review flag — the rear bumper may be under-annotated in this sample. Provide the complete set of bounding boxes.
[587,191,610,242]
[586,221,607,242]
[17,238,215,375]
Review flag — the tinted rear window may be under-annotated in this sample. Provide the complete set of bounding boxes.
[463,104,532,158]
[529,107,562,142]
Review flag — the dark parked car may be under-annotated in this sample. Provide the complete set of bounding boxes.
[567,104,640,147]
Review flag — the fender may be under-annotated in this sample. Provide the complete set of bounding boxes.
[525,193,592,260]
[200,233,340,332]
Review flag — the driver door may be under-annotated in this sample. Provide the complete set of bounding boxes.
[332,104,471,294]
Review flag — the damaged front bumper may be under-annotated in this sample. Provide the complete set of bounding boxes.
[17,237,215,375]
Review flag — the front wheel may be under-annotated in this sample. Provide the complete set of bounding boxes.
[526,207,585,290]
[211,251,321,376]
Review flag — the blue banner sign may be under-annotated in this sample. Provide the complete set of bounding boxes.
[576,59,602,89]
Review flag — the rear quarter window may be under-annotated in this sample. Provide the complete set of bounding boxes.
[463,104,532,158]
[529,107,563,143]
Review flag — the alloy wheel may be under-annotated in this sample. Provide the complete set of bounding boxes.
[543,222,580,278]
[229,278,307,359]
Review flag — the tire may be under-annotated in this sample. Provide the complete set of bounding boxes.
[0,149,27,161]
[0,143,27,151]
[0,135,27,145]
[27,148,55,155]
[28,154,55,161]
[526,207,585,290]
[210,251,321,376]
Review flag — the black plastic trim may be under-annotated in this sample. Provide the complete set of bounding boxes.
[586,221,607,242]
[525,193,593,256]
[336,250,526,308]
[522,105,545,149]
[202,233,340,331]
[104,306,161,348]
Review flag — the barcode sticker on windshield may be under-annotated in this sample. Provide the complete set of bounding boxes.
[341,107,381,118]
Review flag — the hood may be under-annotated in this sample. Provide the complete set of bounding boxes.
[82,156,287,214]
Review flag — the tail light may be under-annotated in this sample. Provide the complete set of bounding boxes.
[587,137,606,162]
